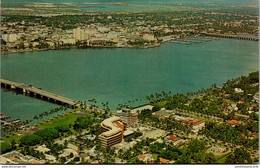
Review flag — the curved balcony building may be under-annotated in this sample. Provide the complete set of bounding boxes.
[99,116,124,148]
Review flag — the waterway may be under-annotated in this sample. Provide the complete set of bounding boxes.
[2,0,259,12]
[1,39,259,122]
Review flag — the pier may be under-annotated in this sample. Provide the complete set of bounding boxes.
[203,33,258,41]
[1,79,78,109]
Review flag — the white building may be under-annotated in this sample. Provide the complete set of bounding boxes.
[143,34,156,41]
[116,108,138,127]
[60,37,76,44]
[73,27,86,41]
[2,34,18,42]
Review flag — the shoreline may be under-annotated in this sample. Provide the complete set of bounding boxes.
[1,43,163,55]
[3,34,257,55]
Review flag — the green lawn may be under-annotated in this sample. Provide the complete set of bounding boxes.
[38,112,79,129]
[215,152,231,163]
[1,134,21,144]
[153,101,167,108]
[1,110,80,144]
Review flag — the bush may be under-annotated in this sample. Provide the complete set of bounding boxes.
[1,142,12,154]
[152,105,161,112]
[73,157,80,162]
[34,128,59,141]
[20,135,42,146]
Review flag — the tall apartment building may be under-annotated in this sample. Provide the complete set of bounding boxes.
[116,108,138,127]
[99,116,124,148]
[73,27,85,41]
[73,27,99,41]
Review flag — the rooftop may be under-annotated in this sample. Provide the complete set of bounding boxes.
[100,116,123,137]
[138,155,146,160]
[159,157,170,163]
[226,120,240,125]
[152,110,172,118]
[131,105,154,113]
[169,135,178,141]
[182,118,204,125]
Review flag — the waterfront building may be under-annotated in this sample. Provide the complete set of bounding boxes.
[116,108,138,127]
[131,105,154,114]
[99,116,124,148]
[143,34,156,41]
[73,27,85,41]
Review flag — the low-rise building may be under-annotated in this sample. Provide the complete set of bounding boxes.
[164,135,183,146]
[181,118,205,133]
[143,34,156,41]
[159,157,170,164]
[58,149,78,159]
[138,153,155,163]
[152,109,172,119]
[226,120,240,126]
[131,105,154,114]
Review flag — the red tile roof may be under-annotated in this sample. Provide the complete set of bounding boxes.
[182,118,204,125]
[159,158,169,164]
[9,157,18,161]
[169,135,178,141]
[30,160,41,164]
[138,155,146,160]
[227,120,240,125]
[252,132,257,136]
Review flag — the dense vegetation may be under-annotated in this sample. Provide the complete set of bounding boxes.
[34,128,60,141]
[1,142,12,154]
[202,121,258,149]
[225,148,252,164]
[73,116,94,131]
[20,134,43,146]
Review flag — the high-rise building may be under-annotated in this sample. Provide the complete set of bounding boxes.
[116,108,138,127]
[73,27,85,41]
[99,116,124,148]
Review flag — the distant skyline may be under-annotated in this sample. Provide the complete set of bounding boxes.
[2,0,259,4]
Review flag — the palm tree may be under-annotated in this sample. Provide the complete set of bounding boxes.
[44,111,49,116]
[33,115,39,120]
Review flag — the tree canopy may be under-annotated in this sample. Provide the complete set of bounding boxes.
[1,142,12,154]
[34,128,59,141]
[20,134,43,146]
[73,116,94,130]
[55,125,70,133]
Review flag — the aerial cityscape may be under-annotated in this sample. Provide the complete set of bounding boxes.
[0,0,259,165]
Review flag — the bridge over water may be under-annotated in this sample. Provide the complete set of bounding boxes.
[203,33,258,41]
[1,79,78,108]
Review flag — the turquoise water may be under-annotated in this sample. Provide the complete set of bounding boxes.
[83,135,92,139]
[1,39,259,121]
